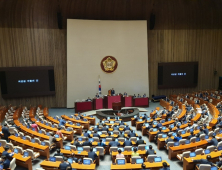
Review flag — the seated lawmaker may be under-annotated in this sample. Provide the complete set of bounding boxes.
[131,147,139,156]
[133,94,136,98]
[116,149,125,158]
[83,130,90,138]
[59,157,71,170]
[159,162,170,170]
[93,131,101,138]
[146,145,155,155]
[54,149,64,158]
[111,88,115,96]
[191,155,215,167]
[109,138,120,147]
[129,130,136,137]
[85,97,92,101]
[207,135,218,146]
[98,139,106,147]
[95,93,100,98]
[137,94,141,98]
[143,93,146,97]
[123,92,127,96]
[2,146,13,160]
[123,138,132,146]
[82,137,92,146]
[88,147,98,161]
[0,156,10,169]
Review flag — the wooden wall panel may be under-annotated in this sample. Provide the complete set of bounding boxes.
[0,0,222,107]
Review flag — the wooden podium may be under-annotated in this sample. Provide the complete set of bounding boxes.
[112,102,121,110]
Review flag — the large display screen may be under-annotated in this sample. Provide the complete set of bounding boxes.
[0,66,55,98]
[158,62,198,89]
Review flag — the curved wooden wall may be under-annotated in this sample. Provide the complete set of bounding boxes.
[0,0,222,107]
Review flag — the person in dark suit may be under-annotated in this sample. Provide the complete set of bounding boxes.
[109,138,120,147]
[119,121,125,125]
[2,124,11,142]
[73,138,82,147]
[0,156,10,169]
[83,130,90,138]
[146,123,153,130]
[203,124,209,134]
[85,97,92,101]
[155,128,164,142]
[129,130,136,137]
[207,135,218,146]
[93,125,99,132]
[187,132,195,140]
[143,93,146,98]
[101,125,108,132]
[136,136,145,145]
[165,134,174,144]
[192,155,215,167]
[124,125,130,131]
[159,162,170,170]
[216,155,222,167]
[113,125,119,131]
[59,157,71,170]
[93,131,101,138]
[95,93,100,98]
[123,138,132,146]
[111,88,115,96]
[88,147,98,161]
[118,131,125,138]
[54,149,64,158]
[156,122,162,128]
[137,94,141,98]
[2,146,13,160]
[11,122,20,130]
[123,92,127,96]
[82,137,92,146]
[133,94,136,98]
[97,139,106,147]
[146,145,155,155]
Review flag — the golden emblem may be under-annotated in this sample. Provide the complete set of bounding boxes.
[103,57,116,71]
[100,56,118,73]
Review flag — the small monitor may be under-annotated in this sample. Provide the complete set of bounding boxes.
[110,121,114,124]
[145,146,149,150]
[23,152,29,157]
[46,123,49,126]
[68,158,73,164]
[162,126,166,130]
[14,149,19,154]
[147,118,150,120]
[32,128,36,131]
[168,118,171,121]
[181,131,186,134]
[69,122,73,125]
[118,148,124,152]
[90,115,93,118]
[213,132,216,136]
[161,120,165,123]
[23,136,26,140]
[211,166,218,170]
[184,121,187,124]
[76,123,80,126]
[133,130,135,133]
[55,134,59,138]
[87,131,91,134]
[41,121,43,123]
[67,128,71,132]
[49,157,56,162]
[65,146,71,150]
[153,122,157,125]
[174,142,179,146]
[0,164,3,170]
[46,132,50,136]
[97,132,102,135]
[190,129,194,132]
[94,125,97,128]
[83,119,87,122]
[145,123,149,127]
[38,130,42,134]
[54,117,57,119]
[102,121,105,123]
[77,147,83,151]
[204,149,210,154]
[185,140,190,144]
[190,152,196,157]
[102,139,106,142]
[136,158,144,164]
[162,134,167,138]
[78,138,83,141]
[172,133,177,136]
[219,130,222,134]
[106,125,109,128]
[15,133,18,137]
[41,142,46,146]
[218,146,222,151]
[107,117,110,120]
[153,128,157,132]
[117,159,125,165]
[89,138,94,142]
[134,115,137,118]
[93,148,97,152]
[205,135,209,139]
[69,116,72,118]
[170,125,174,128]
[110,132,113,135]
[154,157,162,162]
[83,159,91,165]
[197,126,200,130]
[31,139,35,143]
[115,139,118,142]
[178,123,181,126]
[137,137,140,141]
[138,119,143,122]
[83,114,86,117]
[141,114,144,117]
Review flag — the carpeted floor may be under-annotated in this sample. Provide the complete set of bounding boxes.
[13,102,183,170]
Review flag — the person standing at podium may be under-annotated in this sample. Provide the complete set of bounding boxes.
[137,94,141,98]
[95,93,100,98]
[111,88,115,96]
[123,92,127,96]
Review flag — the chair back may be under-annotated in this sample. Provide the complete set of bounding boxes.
[0,140,7,147]
[190,137,196,143]
[179,139,186,145]
[206,145,215,152]
[55,156,63,162]
[131,156,141,164]
[199,164,211,170]
[118,138,125,142]
[9,158,16,170]
[138,144,146,151]
[83,146,90,152]
[130,137,137,142]
[147,155,157,162]
[110,147,118,153]
[92,137,99,142]
[95,146,104,156]
[83,157,93,164]
[124,146,132,151]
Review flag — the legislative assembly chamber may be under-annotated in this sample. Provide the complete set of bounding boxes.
[0,0,222,170]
